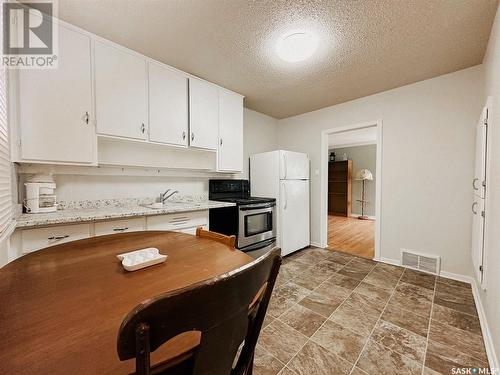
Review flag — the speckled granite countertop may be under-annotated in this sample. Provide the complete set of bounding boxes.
[16,200,235,229]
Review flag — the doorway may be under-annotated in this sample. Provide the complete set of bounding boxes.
[320,121,382,260]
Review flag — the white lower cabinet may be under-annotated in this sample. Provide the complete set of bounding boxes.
[146,211,208,233]
[21,223,91,254]
[94,217,146,236]
[19,211,209,254]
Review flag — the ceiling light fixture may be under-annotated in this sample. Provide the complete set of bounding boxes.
[276,30,319,62]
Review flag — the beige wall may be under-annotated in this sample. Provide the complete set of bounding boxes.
[331,145,377,217]
[243,108,279,178]
[479,3,500,366]
[277,65,484,276]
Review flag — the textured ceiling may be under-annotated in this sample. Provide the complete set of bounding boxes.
[58,0,498,119]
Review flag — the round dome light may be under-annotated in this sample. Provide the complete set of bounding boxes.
[276,31,319,62]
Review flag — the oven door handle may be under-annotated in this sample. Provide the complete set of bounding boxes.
[239,204,275,211]
[239,208,274,215]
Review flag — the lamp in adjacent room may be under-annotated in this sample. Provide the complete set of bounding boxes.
[355,169,373,220]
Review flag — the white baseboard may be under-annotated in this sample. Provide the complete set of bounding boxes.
[471,279,499,372]
[379,257,400,266]
[310,241,323,248]
[439,271,474,284]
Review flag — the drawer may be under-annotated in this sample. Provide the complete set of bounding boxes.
[22,223,91,254]
[94,217,146,236]
[146,211,208,231]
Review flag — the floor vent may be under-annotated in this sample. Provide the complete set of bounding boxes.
[401,249,441,275]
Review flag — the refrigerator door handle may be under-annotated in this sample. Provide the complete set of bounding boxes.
[283,183,287,210]
[282,153,287,179]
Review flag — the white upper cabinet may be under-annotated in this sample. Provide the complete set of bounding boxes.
[218,90,243,172]
[18,25,94,164]
[94,41,148,140]
[148,62,188,146]
[188,79,219,150]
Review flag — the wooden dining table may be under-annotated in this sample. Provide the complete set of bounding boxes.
[0,231,253,374]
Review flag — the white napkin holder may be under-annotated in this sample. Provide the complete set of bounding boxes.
[116,248,167,272]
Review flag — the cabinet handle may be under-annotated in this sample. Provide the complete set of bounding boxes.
[113,227,129,232]
[472,202,478,215]
[172,221,189,226]
[191,132,195,142]
[84,111,89,125]
[473,178,479,190]
[182,131,186,140]
[220,138,223,146]
[48,235,69,240]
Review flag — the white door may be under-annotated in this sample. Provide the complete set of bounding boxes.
[471,105,489,285]
[148,62,189,146]
[473,108,488,199]
[189,79,218,150]
[471,196,485,284]
[280,151,309,180]
[280,180,310,255]
[94,41,148,140]
[218,90,243,171]
[18,25,94,163]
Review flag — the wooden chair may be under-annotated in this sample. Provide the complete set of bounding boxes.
[117,247,282,375]
[196,227,236,248]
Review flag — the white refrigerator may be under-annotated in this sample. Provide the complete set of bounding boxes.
[250,150,310,256]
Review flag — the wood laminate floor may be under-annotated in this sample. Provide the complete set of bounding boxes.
[328,215,375,259]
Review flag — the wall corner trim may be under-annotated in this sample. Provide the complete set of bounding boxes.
[471,279,499,372]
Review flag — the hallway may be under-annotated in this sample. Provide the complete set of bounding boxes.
[328,216,375,259]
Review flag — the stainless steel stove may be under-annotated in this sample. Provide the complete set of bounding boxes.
[209,180,276,256]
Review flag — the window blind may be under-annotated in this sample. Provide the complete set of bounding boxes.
[0,1,13,238]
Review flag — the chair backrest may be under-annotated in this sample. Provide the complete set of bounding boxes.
[196,227,236,248]
[117,247,282,375]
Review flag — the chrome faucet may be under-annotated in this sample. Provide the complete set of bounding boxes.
[159,189,179,204]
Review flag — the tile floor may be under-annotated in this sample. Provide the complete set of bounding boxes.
[254,247,489,375]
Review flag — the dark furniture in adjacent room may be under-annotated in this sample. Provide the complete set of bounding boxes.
[328,160,352,217]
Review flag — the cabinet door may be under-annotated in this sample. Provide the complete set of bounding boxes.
[94,41,147,140]
[189,79,218,150]
[21,223,91,254]
[471,196,485,284]
[148,62,188,146]
[18,25,93,163]
[218,90,243,172]
[94,217,146,236]
[146,211,208,231]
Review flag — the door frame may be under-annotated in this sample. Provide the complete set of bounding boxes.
[320,120,383,260]
[479,96,493,290]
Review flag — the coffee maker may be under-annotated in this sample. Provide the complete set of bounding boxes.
[24,176,57,213]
